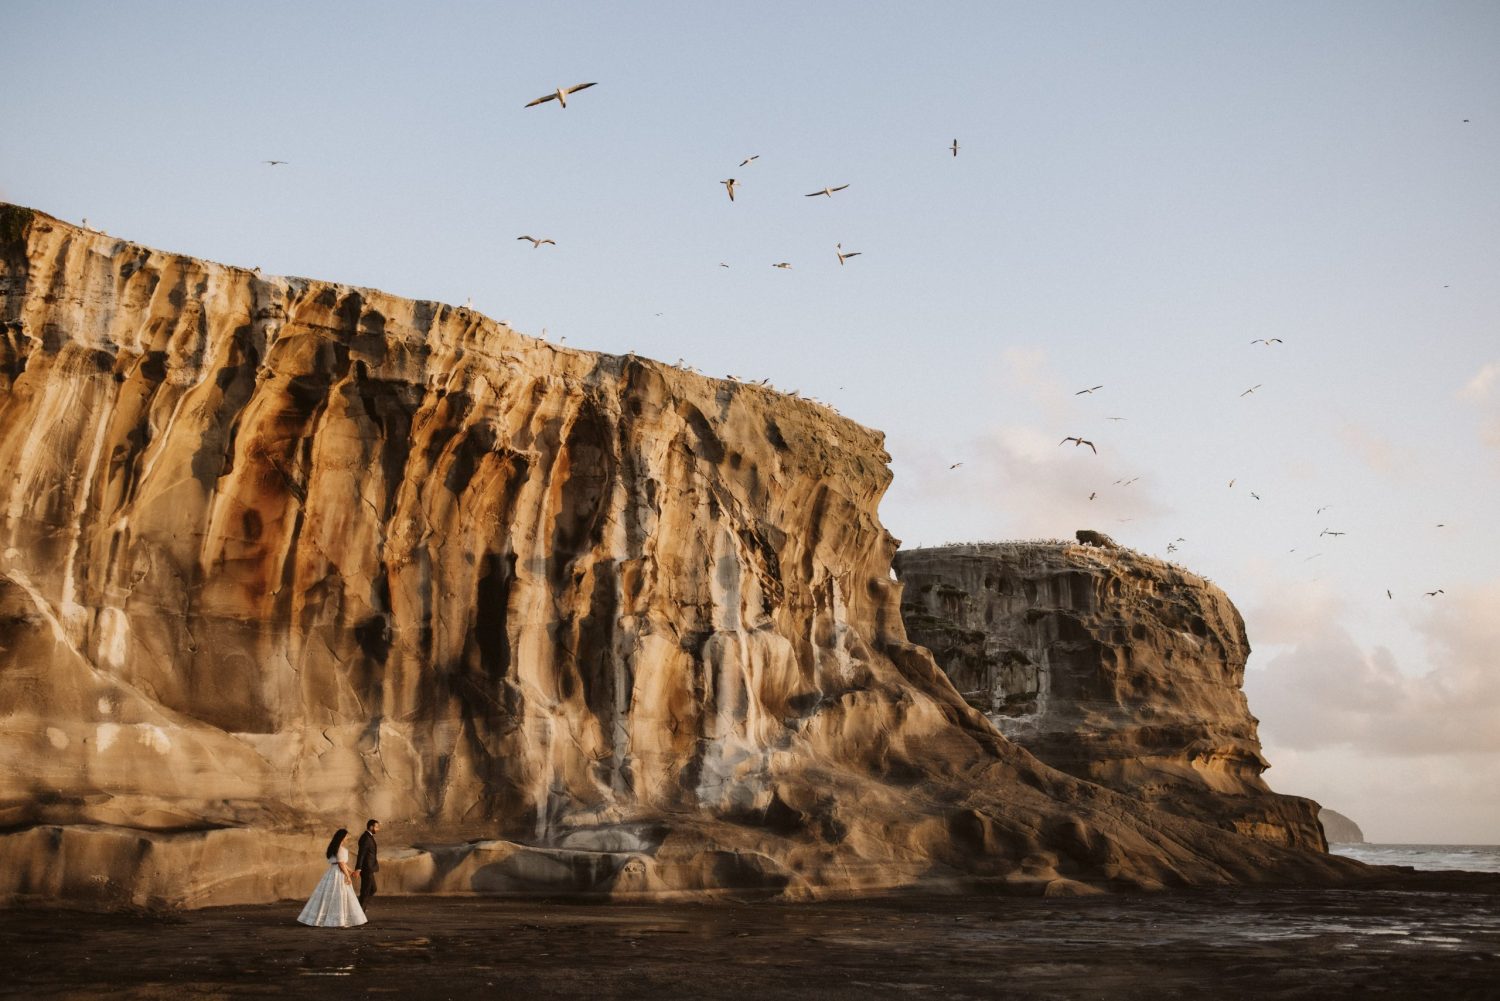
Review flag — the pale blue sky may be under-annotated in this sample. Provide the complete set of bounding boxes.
[5,1,1498,842]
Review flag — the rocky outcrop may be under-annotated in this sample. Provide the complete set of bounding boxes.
[893,542,1326,852]
[0,206,1358,909]
[1319,809,1365,844]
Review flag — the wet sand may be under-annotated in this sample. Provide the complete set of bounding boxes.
[5,877,1499,1000]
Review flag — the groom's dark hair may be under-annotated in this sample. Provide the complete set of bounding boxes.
[365,819,378,831]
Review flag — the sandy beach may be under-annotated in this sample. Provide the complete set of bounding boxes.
[6,874,1499,1000]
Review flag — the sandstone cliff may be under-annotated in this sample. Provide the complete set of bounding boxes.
[0,206,1357,909]
[893,542,1326,851]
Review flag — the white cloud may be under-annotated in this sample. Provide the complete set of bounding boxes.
[1244,580,1500,842]
[1458,361,1500,401]
[1245,581,1500,758]
[1458,362,1500,456]
[1482,416,1500,451]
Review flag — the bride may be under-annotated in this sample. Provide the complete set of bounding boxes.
[297,827,368,927]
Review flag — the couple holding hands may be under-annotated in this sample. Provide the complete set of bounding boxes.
[296,819,380,928]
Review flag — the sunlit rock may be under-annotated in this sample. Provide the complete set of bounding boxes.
[894,541,1326,851]
[0,206,1355,908]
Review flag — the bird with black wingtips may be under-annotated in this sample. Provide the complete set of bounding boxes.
[517,235,556,248]
[836,243,861,265]
[1240,384,1262,397]
[721,178,739,202]
[1250,338,1283,346]
[525,82,598,108]
[739,155,760,166]
[1060,437,1097,454]
[805,184,850,198]
[1074,385,1103,395]
[950,139,959,157]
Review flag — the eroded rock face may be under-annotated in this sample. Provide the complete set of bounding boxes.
[893,542,1327,851]
[0,206,1355,908]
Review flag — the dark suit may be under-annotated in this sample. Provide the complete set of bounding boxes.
[355,830,379,906]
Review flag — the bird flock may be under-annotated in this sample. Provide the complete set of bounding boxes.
[941,332,1455,600]
[498,78,946,412]
[253,81,1462,604]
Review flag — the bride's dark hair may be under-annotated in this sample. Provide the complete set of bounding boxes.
[325,828,349,859]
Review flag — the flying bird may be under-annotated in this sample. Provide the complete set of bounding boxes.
[739,155,760,166]
[1105,416,1128,421]
[1240,384,1262,397]
[1426,589,1444,596]
[719,262,730,268]
[1386,590,1393,599]
[1250,492,1261,500]
[949,462,963,469]
[1320,529,1346,537]
[721,178,739,202]
[1089,492,1097,500]
[262,160,289,166]
[836,243,861,265]
[805,184,850,198]
[524,82,598,108]
[950,139,959,157]
[1228,478,1236,488]
[772,262,792,269]
[1060,437,1097,454]
[1074,385,1103,395]
[516,235,556,248]
[1316,506,1331,514]
[1250,338,1283,346]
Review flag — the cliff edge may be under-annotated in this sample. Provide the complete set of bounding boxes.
[0,206,1356,908]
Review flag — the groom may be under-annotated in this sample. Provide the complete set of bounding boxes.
[356,819,379,909]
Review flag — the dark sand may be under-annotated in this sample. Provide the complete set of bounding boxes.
[5,875,1499,1000]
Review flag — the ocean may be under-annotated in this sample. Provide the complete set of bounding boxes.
[1330,843,1500,873]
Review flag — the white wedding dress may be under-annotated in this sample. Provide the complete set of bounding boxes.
[297,845,367,927]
